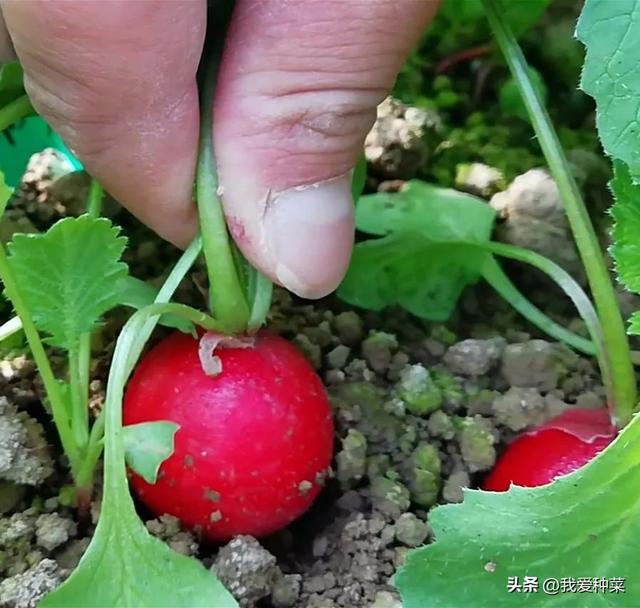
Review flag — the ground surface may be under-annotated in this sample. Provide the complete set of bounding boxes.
[0,1,627,606]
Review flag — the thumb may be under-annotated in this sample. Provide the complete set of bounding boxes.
[214,0,438,298]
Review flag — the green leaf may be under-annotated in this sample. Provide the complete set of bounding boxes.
[338,182,495,321]
[499,67,548,122]
[610,161,640,296]
[577,0,640,182]
[117,276,194,334]
[355,180,495,241]
[0,62,26,108]
[123,421,179,484]
[39,485,237,608]
[628,311,640,335]
[338,233,486,322]
[396,413,640,607]
[7,215,128,349]
[441,0,549,36]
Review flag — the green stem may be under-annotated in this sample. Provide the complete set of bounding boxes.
[68,346,89,450]
[86,179,104,218]
[0,244,80,471]
[196,53,250,334]
[481,257,595,356]
[0,95,34,132]
[0,316,22,342]
[102,302,218,503]
[71,178,104,485]
[477,240,612,406]
[80,237,205,480]
[248,271,274,333]
[483,0,636,426]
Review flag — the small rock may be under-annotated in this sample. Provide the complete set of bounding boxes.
[397,365,442,416]
[361,332,398,374]
[333,312,364,346]
[0,511,36,545]
[326,345,351,370]
[370,477,411,520]
[459,417,496,473]
[365,97,438,179]
[211,535,279,606]
[427,411,456,439]
[35,514,76,552]
[442,470,471,503]
[394,513,430,547]
[575,391,603,410]
[501,340,563,391]
[336,429,368,485]
[292,334,322,370]
[304,575,327,594]
[455,163,505,198]
[492,387,549,431]
[403,443,441,508]
[272,573,301,608]
[312,536,329,558]
[0,397,53,486]
[370,590,403,608]
[490,169,582,278]
[0,559,64,608]
[444,338,506,376]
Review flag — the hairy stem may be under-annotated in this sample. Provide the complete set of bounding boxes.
[483,0,636,426]
[0,95,34,132]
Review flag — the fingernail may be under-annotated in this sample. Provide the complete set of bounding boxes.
[264,174,355,299]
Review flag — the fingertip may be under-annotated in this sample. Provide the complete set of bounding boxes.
[263,174,355,299]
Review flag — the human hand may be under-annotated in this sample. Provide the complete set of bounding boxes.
[0,1,438,298]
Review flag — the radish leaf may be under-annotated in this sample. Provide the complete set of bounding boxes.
[338,182,495,321]
[610,161,640,295]
[354,181,495,239]
[577,0,640,183]
[7,215,127,349]
[395,413,640,606]
[339,233,483,321]
[123,421,179,484]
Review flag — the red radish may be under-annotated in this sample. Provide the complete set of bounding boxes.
[483,408,616,491]
[123,330,334,541]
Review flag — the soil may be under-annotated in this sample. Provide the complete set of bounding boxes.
[0,4,624,605]
[0,255,608,607]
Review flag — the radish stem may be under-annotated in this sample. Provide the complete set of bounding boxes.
[0,95,34,132]
[0,243,80,471]
[483,0,636,426]
[79,236,206,484]
[481,257,595,356]
[196,50,251,334]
